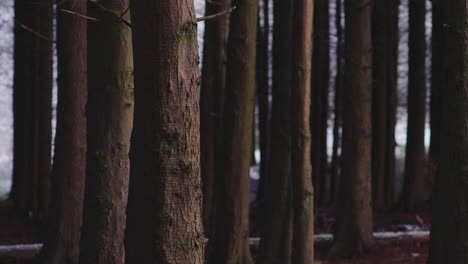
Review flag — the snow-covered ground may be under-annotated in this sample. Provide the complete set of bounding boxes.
[0,0,432,197]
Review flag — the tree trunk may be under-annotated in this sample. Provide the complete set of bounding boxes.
[330,0,344,206]
[257,0,293,262]
[401,0,427,211]
[79,2,133,264]
[200,0,231,237]
[207,0,258,263]
[254,0,271,210]
[36,1,87,263]
[331,0,374,256]
[311,0,329,208]
[290,0,314,263]
[124,0,204,263]
[371,0,399,211]
[428,0,467,262]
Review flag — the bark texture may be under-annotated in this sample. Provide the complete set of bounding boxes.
[207,0,258,263]
[332,0,374,256]
[428,0,467,262]
[290,0,314,263]
[401,0,427,211]
[311,0,329,207]
[79,1,133,264]
[200,0,231,237]
[124,0,204,263]
[257,0,293,262]
[371,0,399,211]
[36,1,87,263]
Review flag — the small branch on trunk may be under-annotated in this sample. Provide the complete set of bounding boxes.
[60,9,98,21]
[16,21,50,41]
[196,6,236,22]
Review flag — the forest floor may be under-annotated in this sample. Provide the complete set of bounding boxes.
[0,200,431,264]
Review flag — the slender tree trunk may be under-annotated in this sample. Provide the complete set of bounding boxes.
[36,1,87,263]
[311,0,329,208]
[79,2,133,264]
[290,0,314,263]
[428,0,467,262]
[401,0,427,211]
[200,0,231,237]
[330,0,344,206]
[257,0,293,262]
[208,0,258,263]
[331,0,374,256]
[372,0,399,211]
[124,0,204,263]
[255,0,271,210]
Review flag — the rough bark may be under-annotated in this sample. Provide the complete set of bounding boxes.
[36,1,87,263]
[401,0,427,211]
[428,0,467,262]
[207,0,258,263]
[200,0,231,237]
[311,0,329,207]
[257,0,293,262]
[290,0,314,263]
[371,0,399,211]
[330,0,344,206]
[331,0,374,256]
[124,0,204,263]
[78,2,133,264]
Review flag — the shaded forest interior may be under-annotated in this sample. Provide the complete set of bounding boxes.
[0,0,467,263]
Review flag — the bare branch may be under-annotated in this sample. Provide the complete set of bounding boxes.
[196,6,236,22]
[60,9,98,21]
[16,20,50,41]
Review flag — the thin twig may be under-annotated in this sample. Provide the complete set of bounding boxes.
[60,9,98,21]
[16,20,50,41]
[196,6,236,22]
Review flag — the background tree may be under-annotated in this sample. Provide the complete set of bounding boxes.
[79,1,133,264]
[124,0,204,263]
[290,0,314,262]
[400,0,427,211]
[428,0,467,262]
[372,0,399,211]
[311,0,329,207]
[207,0,258,263]
[200,0,231,236]
[36,0,87,263]
[257,0,293,262]
[332,0,374,255]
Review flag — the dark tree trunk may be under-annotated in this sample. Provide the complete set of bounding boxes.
[79,1,133,264]
[207,0,258,263]
[401,0,427,211]
[200,0,231,237]
[290,0,314,262]
[36,1,87,263]
[11,0,52,220]
[331,0,374,256]
[311,0,329,208]
[428,0,467,262]
[330,0,344,206]
[257,0,293,262]
[255,0,271,210]
[371,0,399,211]
[124,0,204,263]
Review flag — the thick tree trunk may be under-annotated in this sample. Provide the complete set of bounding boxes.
[11,0,52,220]
[311,0,329,208]
[257,0,293,263]
[331,0,374,256]
[290,0,314,263]
[372,0,399,211]
[207,0,258,263]
[200,0,231,237]
[79,2,133,264]
[401,0,427,211]
[36,1,87,264]
[428,0,467,262]
[330,0,344,206]
[124,0,204,263]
